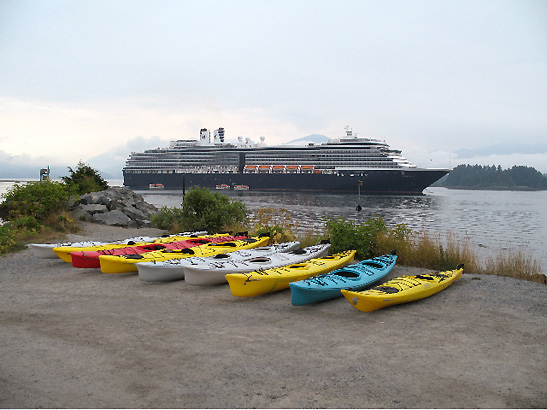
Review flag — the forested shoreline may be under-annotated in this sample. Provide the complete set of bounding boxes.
[437,164,547,190]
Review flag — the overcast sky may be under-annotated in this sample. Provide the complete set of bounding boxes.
[1,0,546,176]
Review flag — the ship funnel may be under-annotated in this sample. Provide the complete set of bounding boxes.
[213,128,224,144]
[200,128,210,145]
[345,126,353,137]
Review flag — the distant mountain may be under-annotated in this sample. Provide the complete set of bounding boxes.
[282,134,329,145]
[1,134,333,182]
[86,152,125,179]
[0,136,169,182]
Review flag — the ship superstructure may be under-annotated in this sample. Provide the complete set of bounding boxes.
[123,127,448,193]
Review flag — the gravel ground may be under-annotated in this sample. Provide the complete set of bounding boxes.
[1,222,546,408]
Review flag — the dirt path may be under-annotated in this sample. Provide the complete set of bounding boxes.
[1,223,546,408]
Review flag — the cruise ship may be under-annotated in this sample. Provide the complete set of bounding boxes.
[123,127,449,194]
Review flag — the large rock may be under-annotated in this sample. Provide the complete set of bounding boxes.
[92,210,133,227]
[80,204,108,214]
[72,187,158,228]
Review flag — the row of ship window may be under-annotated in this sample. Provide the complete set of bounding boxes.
[125,164,404,173]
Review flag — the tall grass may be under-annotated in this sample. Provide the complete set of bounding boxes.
[482,250,545,284]
[376,228,480,272]
[244,210,545,285]
[246,207,298,244]
[376,225,545,285]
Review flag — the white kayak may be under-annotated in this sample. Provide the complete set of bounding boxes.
[27,231,206,259]
[28,236,157,259]
[138,241,305,283]
[183,243,331,286]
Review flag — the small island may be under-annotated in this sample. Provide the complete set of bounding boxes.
[437,164,547,190]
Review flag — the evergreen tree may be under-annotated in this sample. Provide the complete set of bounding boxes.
[442,164,547,189]
[61,161,109,195]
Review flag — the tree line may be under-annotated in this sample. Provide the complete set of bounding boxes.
[440,164,547,189]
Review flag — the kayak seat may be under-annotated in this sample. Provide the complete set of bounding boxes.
[178,248,195,254]
[248,257,271,263]
[163,248,195,254]
[334,270,359,278]
[373,285,400,294]
[291,249,307,254]
[428,273,449,278]
[362,261,384,269]
[214,253,231,259]
[124,254,144,259]
[415,275,435,280]
[190,239,211,244]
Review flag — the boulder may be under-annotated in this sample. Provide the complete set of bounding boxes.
[123,205,147,222]
[93,210,132,227]
[72,187,158,228]
[80,204,108,214]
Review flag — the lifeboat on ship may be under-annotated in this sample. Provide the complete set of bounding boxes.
[233,184,249,191]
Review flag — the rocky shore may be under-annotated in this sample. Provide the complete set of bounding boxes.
[0,221,546,408]
[71,187,158,228]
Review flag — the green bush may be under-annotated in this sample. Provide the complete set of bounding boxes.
[151,187,247,233]
[324,216,387,259]
[251,208,297,244]
[150,206,186,232]
[0,162,107,255]
[0,217,40,255]
[0,178,83,254]
[0,181,72,221]
[61,161,109,195]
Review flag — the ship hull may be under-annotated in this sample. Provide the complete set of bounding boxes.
[123,169,447,194]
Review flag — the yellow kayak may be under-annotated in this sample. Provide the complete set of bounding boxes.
[341,264,464,312]
[99,237,269,273]
[226,250,356,297]
[52,231,216,263]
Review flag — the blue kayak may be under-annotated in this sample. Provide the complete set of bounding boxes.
[289,252,397,305]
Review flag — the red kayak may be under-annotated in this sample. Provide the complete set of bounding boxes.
[70,234,246,268]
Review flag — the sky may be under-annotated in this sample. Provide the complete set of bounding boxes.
[1,0,546,178]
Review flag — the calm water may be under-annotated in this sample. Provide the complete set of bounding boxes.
[137,186,547,271]
[2,180,546,271]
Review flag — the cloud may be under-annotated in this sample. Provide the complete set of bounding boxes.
[86,136,171,179]
[456,142,547,158]
[0,149,68,179]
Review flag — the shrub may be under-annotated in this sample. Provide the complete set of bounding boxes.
[61,161,109,195]
[0,181,72,221]
[250,207,298,244]
[151,187,247,233]
[0,180,81,254]
[324,216,387,259]
[150,206,186,232]
[0,217,40,255]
